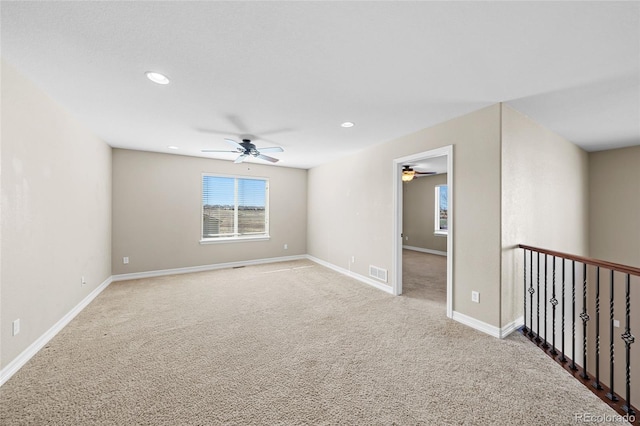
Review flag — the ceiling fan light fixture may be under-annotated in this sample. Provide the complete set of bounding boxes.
[402,170,415,182]
[145,71,170,85]
[341,121,355,128]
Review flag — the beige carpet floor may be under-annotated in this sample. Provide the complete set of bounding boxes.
[402,249,447,305]
[0,257,628,425]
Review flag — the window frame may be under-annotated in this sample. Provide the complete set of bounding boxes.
[434,184,448,236]
[200,173,270,244]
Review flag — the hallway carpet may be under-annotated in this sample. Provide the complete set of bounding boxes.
[402,249,447,304]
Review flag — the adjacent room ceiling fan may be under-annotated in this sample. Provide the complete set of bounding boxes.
[402,165,436,182]
[202,138,284,163]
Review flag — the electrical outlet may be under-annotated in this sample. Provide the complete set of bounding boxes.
[123,257,129,264]
[12,319,20,336]
[614,319,620,328]
[284,244,288,250]
[405,236,409,241]
[351,256,355,263]
[81,276,87,286]
[471,291,480,303]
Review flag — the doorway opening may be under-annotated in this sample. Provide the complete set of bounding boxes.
[392,146,453,318]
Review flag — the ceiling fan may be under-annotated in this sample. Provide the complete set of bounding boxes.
[202,138,284,163]
[402,165,436,182]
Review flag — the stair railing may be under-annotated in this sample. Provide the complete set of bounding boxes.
[520,244,638,423]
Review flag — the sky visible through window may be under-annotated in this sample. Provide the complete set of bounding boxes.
[439,185,448,210]
[203,176,266,207]
[437,185,448,231]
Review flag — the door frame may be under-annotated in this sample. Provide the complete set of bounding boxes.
[392,145,453,318]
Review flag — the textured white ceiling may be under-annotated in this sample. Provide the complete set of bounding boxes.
[2,1,639,169]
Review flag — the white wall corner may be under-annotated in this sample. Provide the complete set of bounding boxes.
[499,315,524,338]
[0,275,113,386]
[452,311,523,339]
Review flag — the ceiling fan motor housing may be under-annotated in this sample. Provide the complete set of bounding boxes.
[240,140,259,156]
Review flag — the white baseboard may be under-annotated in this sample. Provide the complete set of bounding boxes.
[452,311,524,339]
[499,315,524,338]
[112,255,307,282]
[305,255,394,295]
[403,245,447,257]
[0,275,113,386]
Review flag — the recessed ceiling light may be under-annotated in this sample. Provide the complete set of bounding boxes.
[145,71,170,85]
[167,145,179,150]
[341,122,355,128]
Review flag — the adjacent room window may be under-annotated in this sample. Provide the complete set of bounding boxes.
[434,184,448,236]
[201,174,269,242]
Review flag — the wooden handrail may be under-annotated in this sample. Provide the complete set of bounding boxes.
[518,244,640,277]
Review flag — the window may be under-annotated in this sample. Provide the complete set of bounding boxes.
[435,184,448,236]
[201,174,269,242]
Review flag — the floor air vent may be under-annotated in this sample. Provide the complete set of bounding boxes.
[369,265,388,283]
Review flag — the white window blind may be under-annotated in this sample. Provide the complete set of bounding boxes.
[202,174,269,240]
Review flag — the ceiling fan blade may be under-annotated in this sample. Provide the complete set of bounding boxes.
[258,146,284,153]
[224,138,244,150]
[257,154,279,163]
[234,154,248,164]
[201,149,238,153]
[415,171,436,175]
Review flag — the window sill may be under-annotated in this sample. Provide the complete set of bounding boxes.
[434,231,448,237]
[200,235,271,245]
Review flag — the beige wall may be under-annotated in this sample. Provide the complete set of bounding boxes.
[500,104,589,328]
[112,149,307,274]
[1,61,112,369]
[402,173,447,253]
[587,146,640,408]
[589,146,640,267]
[308,104,502,326]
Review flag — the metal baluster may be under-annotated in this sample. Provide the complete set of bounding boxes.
[536,252,541,344]
[580,263,589,379]
[560,259,567,363]
[592,266,602,390]
[523,249,528,335]
[516,249,639,415]
[528,250,535,338]
[621,274,635,415]
[542,254,549,349]
[606,270,618,402]
[570,260,577,371]
[550,256,558,356]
